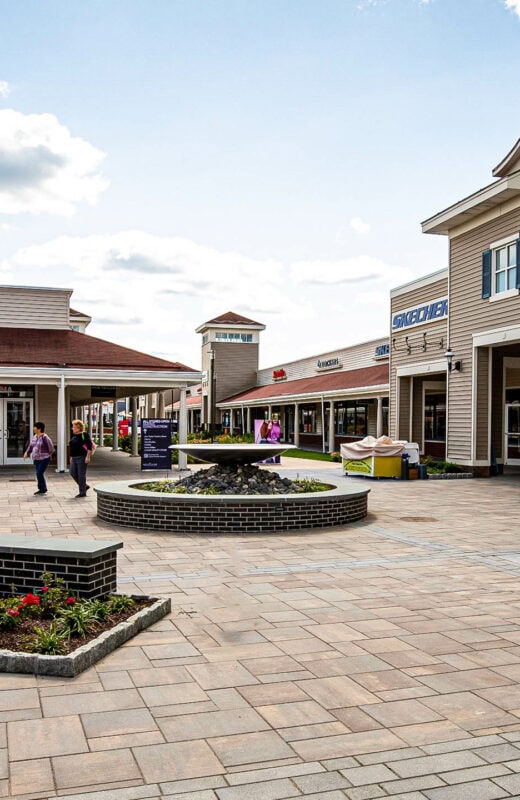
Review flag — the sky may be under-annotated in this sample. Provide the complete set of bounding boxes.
[1,0,520,370]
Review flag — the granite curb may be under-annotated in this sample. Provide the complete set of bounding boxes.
[0,595,171,677]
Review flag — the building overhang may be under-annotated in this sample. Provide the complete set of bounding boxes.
[421,172,520,236]
[219,383,389,407]
[0,366,202,388]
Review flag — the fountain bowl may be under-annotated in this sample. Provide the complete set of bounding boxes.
[169,443,295,466]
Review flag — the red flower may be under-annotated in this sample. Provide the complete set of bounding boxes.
[7,608,19,617]
[41,586,49,592]
[22,593,40,606]
[66,597,76,605]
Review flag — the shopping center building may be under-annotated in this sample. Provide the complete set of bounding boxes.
[0,285,201,471]
[171,312,390,452]
[390,138,520,474]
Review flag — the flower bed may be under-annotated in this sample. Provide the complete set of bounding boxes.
[0,572,151,657]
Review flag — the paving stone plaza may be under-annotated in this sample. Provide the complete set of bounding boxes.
[2,451,520,799]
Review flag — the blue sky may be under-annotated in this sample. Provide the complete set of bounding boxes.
[1,0,520,367]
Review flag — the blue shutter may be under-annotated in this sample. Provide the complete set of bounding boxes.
[516,239,520,290]
[482,249,492,299]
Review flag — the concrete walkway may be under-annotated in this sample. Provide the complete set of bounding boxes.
[1,449,520,799]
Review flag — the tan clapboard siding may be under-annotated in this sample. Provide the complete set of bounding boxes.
[397,377,410,440]
[412,378,424,447]
[0,288,70,329]
[257,338,388,385]
[391,278,448,313]
[212,342,259,404]
[475,348,489,461]
[506,367,520,387]
[492,352,504,461]
[36,385,58,445]
[389,276,448,441]
[448,206,520,460]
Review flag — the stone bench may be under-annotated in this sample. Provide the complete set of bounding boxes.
[0,536,123,599]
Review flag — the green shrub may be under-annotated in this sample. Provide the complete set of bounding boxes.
[58,604,98,637]
[25,623,67,655]
[293,479,331,493]
[108,595,136,613]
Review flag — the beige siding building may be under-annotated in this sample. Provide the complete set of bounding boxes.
[389,270,448,458]
[0,285,201,471]
[408,137,520,474]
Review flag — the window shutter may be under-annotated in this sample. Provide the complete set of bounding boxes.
[516,239,520,290]
[482,249,492,299]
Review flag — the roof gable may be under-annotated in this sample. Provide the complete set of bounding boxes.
[204,311,263,327]
[493,138,520,178]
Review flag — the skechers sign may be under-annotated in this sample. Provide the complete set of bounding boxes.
[316,357,342,371]
[392,297,448,331]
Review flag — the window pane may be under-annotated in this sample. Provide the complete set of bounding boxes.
[508,267,517,290]
[509,244,517,267]
[496,270,506,293]
[496,247,506,270]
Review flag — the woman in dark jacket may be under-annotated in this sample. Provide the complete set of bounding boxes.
[69,419,94,498]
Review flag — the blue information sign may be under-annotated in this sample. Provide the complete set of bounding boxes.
[141,418,172,471]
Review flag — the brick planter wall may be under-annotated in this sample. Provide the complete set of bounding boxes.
[96,482,369,534]
[0,537,123,599]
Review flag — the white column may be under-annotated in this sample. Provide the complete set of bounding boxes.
[56,374,66,472]
[131,396,139,457]
[328,400,335,453]
[268,405,272,420]
[294,403,300,448]
[158,391,165,418]
[376,396,384,438]
[246,407,251,434]
[98,403,104,446]
[178,386,188,470]
[112,401,119,451]
[87,405,92,436]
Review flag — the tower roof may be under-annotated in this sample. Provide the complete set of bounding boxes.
[196,311,265,334]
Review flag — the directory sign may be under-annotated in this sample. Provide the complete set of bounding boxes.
[141,418,172,470]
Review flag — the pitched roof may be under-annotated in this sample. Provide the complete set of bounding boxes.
[0,328,196,372]
[221,363,389,404]
[204,311,263,326]
[69,308,91,319]
[171,394,203,409]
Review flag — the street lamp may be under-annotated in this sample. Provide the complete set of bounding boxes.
[445,346,461,373]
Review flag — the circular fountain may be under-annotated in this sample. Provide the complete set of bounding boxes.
[96,443,369,534]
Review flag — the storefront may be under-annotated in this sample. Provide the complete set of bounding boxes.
[218,338,389,452]
[389,270,449,459]
[0,286,201,469]
[392,137,520,475]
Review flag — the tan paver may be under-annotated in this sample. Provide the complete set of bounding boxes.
[3,452,520,798]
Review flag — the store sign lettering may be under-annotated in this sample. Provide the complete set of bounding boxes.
[374,343,389,358]
[392,298,448,330]
[316,358,342,371]
[273,369,287,381]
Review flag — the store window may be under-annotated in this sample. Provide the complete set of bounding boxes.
[335,401,368,437]
[424,393,446,441]
[300,406,317,433]
[494,242,517,294]
[215,332,253,343]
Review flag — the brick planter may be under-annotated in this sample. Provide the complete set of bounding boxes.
[96,481,369,534]
[0,536,123,599]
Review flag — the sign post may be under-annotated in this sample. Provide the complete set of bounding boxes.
[141,418,172,471]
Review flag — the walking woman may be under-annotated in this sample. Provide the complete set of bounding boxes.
[23,421,55,495]
[69,419,94,498]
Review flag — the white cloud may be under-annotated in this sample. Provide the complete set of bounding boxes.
[349,216,371,234]
[2,231,415,366]
[0,109,108,215]
[291,254,412,287]
[504,0,520,17]
[0,81,10,98]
